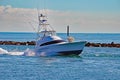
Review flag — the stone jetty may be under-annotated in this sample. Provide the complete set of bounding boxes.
[85,42,120,48]
[0,41,120,48]
[0,41,35,45]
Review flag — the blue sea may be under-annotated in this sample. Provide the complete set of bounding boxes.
[0,32,120,80]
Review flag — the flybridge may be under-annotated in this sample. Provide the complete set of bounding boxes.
[37,13,56,37]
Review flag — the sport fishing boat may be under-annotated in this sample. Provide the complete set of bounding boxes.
[34,14,86,56]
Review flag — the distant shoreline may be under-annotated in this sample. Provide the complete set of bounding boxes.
[0,41,120,48]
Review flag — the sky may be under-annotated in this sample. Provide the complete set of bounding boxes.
[0,0,120,33]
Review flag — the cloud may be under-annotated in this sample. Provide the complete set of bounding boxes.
[0,5,120,33]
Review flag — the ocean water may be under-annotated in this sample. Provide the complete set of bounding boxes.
[0,32,120,43]
[0,32,120,80]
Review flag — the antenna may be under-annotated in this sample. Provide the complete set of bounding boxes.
[44,0,47,16]
[37,8,40,32]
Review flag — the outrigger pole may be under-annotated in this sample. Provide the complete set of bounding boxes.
[67,25,70,37]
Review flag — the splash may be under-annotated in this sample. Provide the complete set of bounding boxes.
[0,47,36,56]
[0,48,8,54]
[23,48,36,56]
[0,47,24,55]
[8,52,24,56]
[24,48,48,56]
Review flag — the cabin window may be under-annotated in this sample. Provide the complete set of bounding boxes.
[40,40,65,46]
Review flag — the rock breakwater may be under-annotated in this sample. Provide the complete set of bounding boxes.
[0,41,120,48]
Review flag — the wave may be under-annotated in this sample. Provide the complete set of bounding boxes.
[0,47,24,55]
[0,48,8,54]
[0,47,55,57]
[82,53,120,58]
[0,47,120,58]
[0,47,36,56]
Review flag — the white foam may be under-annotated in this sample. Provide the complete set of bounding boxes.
[23,48,36,56]
[0,47,47,57]
[8,52,24,56]
[0,48,8,54]
[0,47,36,56]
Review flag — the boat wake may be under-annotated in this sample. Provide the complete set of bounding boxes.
[0,47,36,56]
[1,47,119,58]
[0,47,80,57]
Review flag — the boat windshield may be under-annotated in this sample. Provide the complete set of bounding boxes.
[40,40,65,46]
